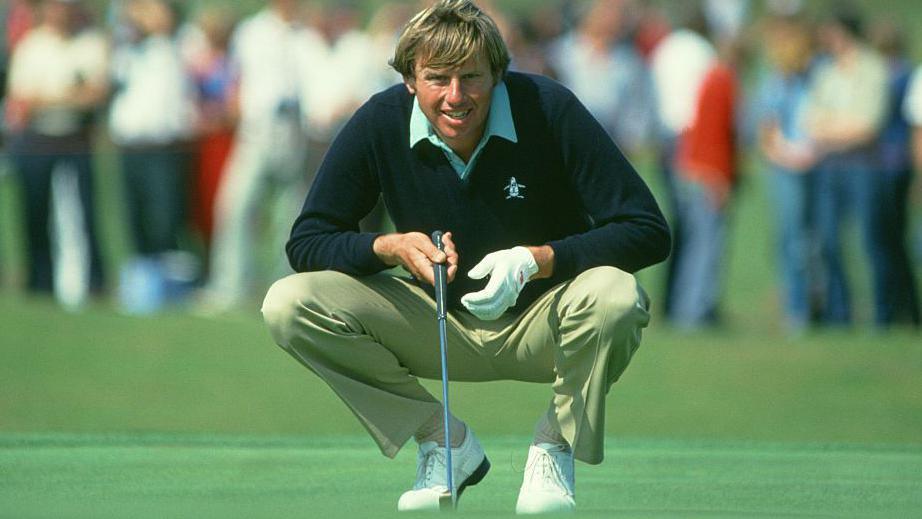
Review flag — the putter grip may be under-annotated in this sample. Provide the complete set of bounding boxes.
[431,231,447,318]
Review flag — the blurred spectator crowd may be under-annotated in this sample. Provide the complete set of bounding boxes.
[0,0,920,333]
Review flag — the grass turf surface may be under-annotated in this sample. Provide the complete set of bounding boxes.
[2,293,921,444]
[2,294,921,517]
[3,434,921,518]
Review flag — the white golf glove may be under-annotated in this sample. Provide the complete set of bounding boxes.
[461,247,539,321]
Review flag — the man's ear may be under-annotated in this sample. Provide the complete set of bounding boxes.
[403,76,417,95]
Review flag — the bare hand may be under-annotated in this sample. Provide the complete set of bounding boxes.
[373,231,458,286]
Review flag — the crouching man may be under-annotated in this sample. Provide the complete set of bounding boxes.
[262,0,670,513]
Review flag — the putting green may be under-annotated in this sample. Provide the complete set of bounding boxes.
[2,434,920,518]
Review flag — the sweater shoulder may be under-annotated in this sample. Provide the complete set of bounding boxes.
[504,72,592,142]
[504,71,578,113]
[347,83,411,129]
[365,83,412,111]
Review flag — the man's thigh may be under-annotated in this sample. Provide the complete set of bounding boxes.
[269,271,500,381]
[480,266,648,383]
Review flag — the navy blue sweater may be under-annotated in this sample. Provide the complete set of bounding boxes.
[287,72,670,312]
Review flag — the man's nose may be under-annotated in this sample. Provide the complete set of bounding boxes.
[446,77,464,104]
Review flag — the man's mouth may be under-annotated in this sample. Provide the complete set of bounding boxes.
[442,109,472,121]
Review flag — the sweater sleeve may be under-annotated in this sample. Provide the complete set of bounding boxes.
[285,102,390,275]
[546,93,671,278]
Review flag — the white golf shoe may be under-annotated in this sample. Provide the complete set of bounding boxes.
[397,426,491,512]
[515,443,576,514]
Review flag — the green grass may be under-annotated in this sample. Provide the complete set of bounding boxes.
[2,434,921,518]
[2,293,921,444]
[1,288,920,516]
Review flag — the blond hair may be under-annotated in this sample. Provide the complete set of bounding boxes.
[390,0,510,83]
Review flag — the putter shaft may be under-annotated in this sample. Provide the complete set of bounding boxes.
[431,231,456,509]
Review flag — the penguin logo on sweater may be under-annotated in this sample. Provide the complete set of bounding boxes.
[504,177,526,200]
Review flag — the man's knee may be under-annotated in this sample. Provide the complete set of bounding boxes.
[567,267,647,325]
[262,270,369,346]
[262,275,304,346]
[261,271,333,346]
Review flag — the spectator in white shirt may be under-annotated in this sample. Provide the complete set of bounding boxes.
[4,0,108,303]
[202,0,324,312]
[108,0,199,312]
[109,0,196,256]
[549,0,653,153]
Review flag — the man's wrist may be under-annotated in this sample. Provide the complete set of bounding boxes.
[526,245,555,280]
[372,233,399,266]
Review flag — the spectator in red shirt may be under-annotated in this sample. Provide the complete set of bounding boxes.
[669,37,740,328]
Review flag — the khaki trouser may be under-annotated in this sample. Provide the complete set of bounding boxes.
[261,266,650,465]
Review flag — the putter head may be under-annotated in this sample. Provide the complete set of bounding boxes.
[438,490,455,511]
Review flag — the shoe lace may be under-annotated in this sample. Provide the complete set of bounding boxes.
[417,446,448,489]
[531,449,567,491]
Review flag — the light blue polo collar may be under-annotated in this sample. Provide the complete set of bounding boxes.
[409,81,517,179]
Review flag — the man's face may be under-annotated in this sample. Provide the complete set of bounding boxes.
[405,53,494,159]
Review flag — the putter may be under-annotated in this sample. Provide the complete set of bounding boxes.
[431,230,456,510]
